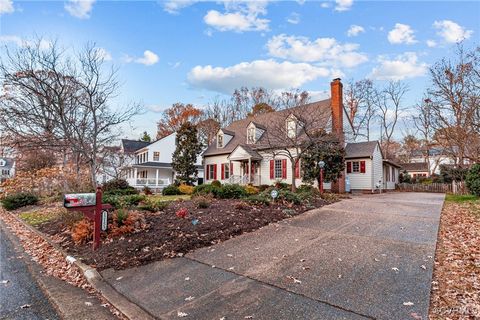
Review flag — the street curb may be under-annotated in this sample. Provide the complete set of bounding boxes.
[6,211,156,320]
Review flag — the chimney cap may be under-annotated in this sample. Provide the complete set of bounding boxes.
[332,78,342,82]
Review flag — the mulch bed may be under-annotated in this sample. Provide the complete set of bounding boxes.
[37,198,331,271]
[429,200,480,319]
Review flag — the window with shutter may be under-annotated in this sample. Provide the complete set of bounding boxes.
[360,161,366,173]
[281,159,287,179]
[295,159,300,178]
[270,160,274,179]
[347,162,352,173]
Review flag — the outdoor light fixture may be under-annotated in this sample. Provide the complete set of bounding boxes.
[318,160,325,168]
[318,160,325,194]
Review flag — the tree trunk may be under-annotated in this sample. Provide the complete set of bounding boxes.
[291,160,296,192]
[90,160,97,190]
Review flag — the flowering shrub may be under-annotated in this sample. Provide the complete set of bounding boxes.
[175,207,188,219]
[71,219,93,244]
[178,184,194,195]
[244,185,259,195]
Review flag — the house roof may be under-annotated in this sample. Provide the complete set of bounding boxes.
[203,99,333,157]
[228,144,263,160]
[121,139,151,153]
[401,162,429,172]
[132,162,204,170]
[383,159,402,168]
[345,141,379,159]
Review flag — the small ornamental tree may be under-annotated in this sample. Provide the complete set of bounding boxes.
[300,131,345,189]
[466,163,480,196]
[140,131,151,142]
[172,122,203,185]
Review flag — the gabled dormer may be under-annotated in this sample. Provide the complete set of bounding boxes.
[246,122,265,144]
[0,158,5,167]
[285,114,304,139]
[217,129,234,148]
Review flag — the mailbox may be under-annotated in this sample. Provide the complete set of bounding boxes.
[64,193,96,208]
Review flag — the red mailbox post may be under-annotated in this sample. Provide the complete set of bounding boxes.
[64,187,112,251]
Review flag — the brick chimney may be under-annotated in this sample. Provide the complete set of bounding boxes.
[330,78,345,193]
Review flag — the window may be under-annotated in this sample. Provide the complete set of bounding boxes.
[217,134,223,148]
[1,169,9,176]
[207,164,216,180]
[352,161,360,173]
[274,159,283,179]
[346,161,366,174]
[286,119,296,138]
[247,127,255,144]
[222,163,230,180]
[0,159,5,167]
[153,152,160,161]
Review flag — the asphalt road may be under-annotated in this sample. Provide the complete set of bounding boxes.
[0,224,59,320]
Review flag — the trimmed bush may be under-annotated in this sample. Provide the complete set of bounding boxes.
[102,194,121,209]
[246,194,270,206]
[211,180,222,188]
[162,184,181,196]
[178,184,194,195]
[143,186,153,195]
[274,181,291,190]
[244,185,259,195]
[278,190,301,205]
[216,184,247,199]
[193,184,220,196]
[194,196,211,209]
[103,179,130,192]
[466,164,480,196]
[1,192,38,211]
[138,198,171,212]
[104,188,138,196]
[122,194,146,207]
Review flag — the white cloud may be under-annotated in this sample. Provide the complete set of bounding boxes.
[335,0,353,11]
[286,12,300,25]
[64,0,95,19]
[96,48,112,61]
[169,61,182,69]
[347,25,365,37]
[320,2,330,8]
[433,20,473,43]
[146,105,165,113]
[203,1,269,32]
[0,35,52,50]
[187,59,332,94]
[163,0,198,14]
[124,50,159,66]
[388,23,417,44]
[426,40,437,48]
[266,34,368,68]
[370,52,428,80]
[0,0,14,15]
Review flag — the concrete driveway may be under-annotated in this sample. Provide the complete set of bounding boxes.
[102,192,445,320]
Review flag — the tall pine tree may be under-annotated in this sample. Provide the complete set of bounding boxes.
[172,122,202,185]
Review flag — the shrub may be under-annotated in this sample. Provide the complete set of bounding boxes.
[296,184,319,201]
[258,184,270,192]
[274,181,291,190]
[1,192,39,211]
[244,185,259,195]
[278,190,301,205]
[211,180,222,188]
[234,201,251,210]
[466,164,480,196]
[138,198,171,212]
[162,184,181,196]
[115,208,129,226]
[102,194,121,209]
[109,210,148,237]
[176,207,188,218]
[143,186,153,195]
[193,196,211,209]
[121,194,146,207]
[71,219,93,244]
[103,188,138,196]
[193,184,220,196]
[103,179,130,192]
[246,194,270,206]
[178,184,194,195]
[216,184,247,199]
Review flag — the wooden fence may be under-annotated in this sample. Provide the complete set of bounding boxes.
[396,181,468,194]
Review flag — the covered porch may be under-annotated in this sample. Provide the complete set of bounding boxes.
[228,145,263,186]
[124,163,174,190]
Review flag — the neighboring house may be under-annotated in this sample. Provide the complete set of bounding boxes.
[0,157,15,183]
[401,162,430,179]
[410,148,455,174]
[345,141,401,192]
[121,133,203,191]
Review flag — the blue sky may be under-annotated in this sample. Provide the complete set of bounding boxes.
[0,0,479,140]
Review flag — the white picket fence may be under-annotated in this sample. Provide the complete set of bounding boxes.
[396,181,468,194]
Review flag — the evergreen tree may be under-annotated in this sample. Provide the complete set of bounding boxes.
[172,122,202,185]
[140,131,151,142]
[300,131,345,188]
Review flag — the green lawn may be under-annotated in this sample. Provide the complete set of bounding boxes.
[19,210,58,226]
[445,194,479,203]
[148,194,191,202]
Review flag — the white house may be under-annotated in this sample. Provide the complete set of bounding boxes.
[345,141,401,192]
[121,133,203,191]
[0,157,15,183]
[202,78,400,193]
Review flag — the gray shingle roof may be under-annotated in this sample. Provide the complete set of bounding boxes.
[401,162,429,171]
[345,141,379,159]
[203,99,333,157]
[121,139,151,153]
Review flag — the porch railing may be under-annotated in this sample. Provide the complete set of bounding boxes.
[228,174,261,186]
[135,178,170,186]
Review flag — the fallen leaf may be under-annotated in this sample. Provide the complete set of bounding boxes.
[374,258,380,262]
[287,276,301,284]
[184,277,190,281]
[392,267,399,272]
[420,265,426,270]
[244,316,253,319]
[177,311,188,317]
[116,276,123,281]
[0,280,9,284]
[227,254,233,257]
[85,302,93,306]
[184,296,195,301]
[403,302,414,306]
[20,304,31,309]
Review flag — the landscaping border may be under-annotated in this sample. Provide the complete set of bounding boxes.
[3,211,156,320]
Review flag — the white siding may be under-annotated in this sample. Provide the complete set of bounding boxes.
[137,133,201,165]
[346,158,373,190]
[372,144,383,191]
[204,154,230,182]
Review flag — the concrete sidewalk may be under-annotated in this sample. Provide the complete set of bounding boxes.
[102,192,445,320]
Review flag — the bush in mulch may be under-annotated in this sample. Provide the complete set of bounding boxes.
[0,192,39,211]
[162,184,182,195]
[466,163,480,196]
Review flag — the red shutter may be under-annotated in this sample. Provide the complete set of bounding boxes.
[270,160,274,179]
[282,159,287,179]
[360,161,366,173]
[295,159,300,178]
[347,162,352,173]
[230,162,233,175]
[213,164,217,180]
[251,163,255,174]
[221,164,225,180]
[205,165,209,180]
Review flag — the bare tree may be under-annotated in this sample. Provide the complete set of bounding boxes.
[0,38,140,187]
[412,98,435,173]
[99,146,130,180]
[377,81,408,158]
[427,44,480,165]
[344,79,377,141]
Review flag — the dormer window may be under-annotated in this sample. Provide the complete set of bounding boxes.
[247,127,256,144]
[217,134,224,148]
[0,159,5,167]
[286,118,297,138]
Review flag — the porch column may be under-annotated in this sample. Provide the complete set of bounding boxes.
[134,168,138,185]
[248,157,252,184]
[156,168,159,187]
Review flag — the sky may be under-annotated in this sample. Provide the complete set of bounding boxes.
[0,0,479,140]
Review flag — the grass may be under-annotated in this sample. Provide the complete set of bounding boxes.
[19,210,58,226]
[445,194,479,203]
[149,194,191,202]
